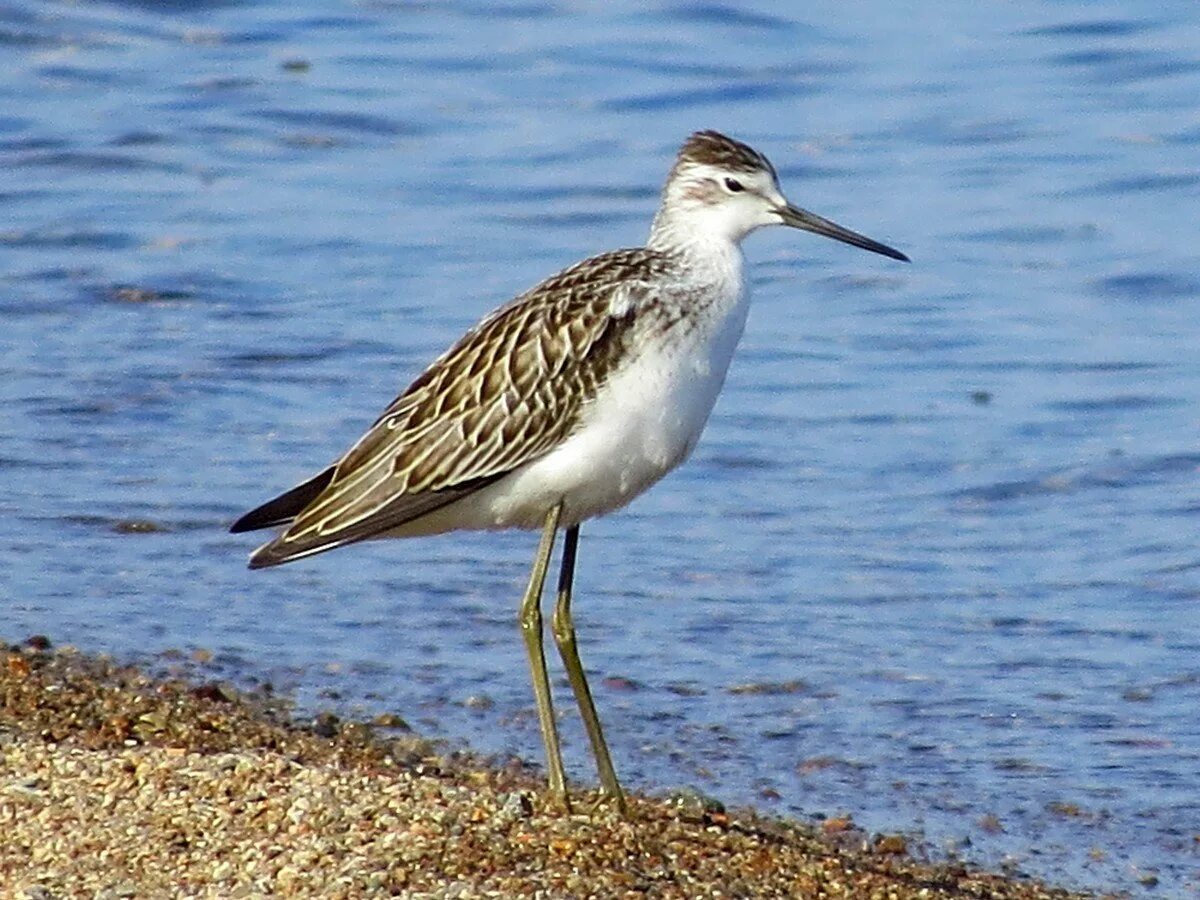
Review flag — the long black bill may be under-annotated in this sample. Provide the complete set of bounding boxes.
[778,204,909,262]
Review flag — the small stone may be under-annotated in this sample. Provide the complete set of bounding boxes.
[190,682,232,703]
[821,815,855,835]
[7,776,45,799]
[496,791,534,823]
[797,755,839,774]
[601,675,641,691]
[110,287,162,303]
[1046,800,1084,818]
[728,679,807,695]
[665,786,725,815]
[111,519,169,534]
[978,813,1004,834]
[373,712,410,730]
[276,865,301,889]
[874,833,907,855]
[311,712,339,737]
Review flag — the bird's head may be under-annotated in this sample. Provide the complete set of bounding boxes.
[653,130,908,262]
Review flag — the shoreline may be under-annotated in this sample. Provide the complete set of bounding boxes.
[0,638,1107,898]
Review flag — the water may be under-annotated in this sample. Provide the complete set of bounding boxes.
[4,1,1199,893]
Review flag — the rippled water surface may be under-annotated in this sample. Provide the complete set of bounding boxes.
[4,1,1200,893]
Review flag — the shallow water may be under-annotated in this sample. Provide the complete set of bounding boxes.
[4,1,1200,893]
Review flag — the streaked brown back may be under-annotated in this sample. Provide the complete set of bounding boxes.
[249,247,678,566]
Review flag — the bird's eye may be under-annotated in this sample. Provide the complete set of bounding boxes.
[723,177,745,193]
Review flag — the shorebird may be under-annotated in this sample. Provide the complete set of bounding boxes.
[232,130,908,815]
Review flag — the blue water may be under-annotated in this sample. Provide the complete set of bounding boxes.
[4,1,1199,893]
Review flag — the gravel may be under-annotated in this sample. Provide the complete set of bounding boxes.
[0,640,1107,899]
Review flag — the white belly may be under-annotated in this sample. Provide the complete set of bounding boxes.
[387,293,749,537]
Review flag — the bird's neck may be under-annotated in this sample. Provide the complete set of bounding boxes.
[647,210,745,289]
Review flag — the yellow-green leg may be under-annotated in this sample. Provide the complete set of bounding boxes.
[518,503,568,806]
[550,524,627,815]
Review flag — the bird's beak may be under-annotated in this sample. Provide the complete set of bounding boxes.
[776,203,909,262]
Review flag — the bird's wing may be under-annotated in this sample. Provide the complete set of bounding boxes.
[245,249,672,567]
[230,466,335,533]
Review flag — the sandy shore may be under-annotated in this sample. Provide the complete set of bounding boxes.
[0,638,1105,899]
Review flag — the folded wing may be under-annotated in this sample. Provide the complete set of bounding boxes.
[236,249,667,568]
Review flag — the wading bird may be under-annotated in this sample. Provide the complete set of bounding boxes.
[232,130,908,815]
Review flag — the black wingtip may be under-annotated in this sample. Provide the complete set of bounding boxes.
[229,466,337,535]
[230,513,267,535]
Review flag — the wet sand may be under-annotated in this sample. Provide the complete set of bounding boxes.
[0,638,1107,899]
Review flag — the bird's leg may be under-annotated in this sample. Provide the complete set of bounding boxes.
[518,502,568,807]
[550,524,627,815]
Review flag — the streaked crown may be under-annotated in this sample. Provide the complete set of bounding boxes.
[670,130,778,182]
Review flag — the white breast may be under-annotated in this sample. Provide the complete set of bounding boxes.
[484,286,749,528]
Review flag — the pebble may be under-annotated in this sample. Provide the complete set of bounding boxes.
[0,644,1099,899]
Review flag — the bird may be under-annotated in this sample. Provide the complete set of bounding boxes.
[231,130,908,816]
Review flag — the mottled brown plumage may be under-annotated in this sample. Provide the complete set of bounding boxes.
[235,248,682,567]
